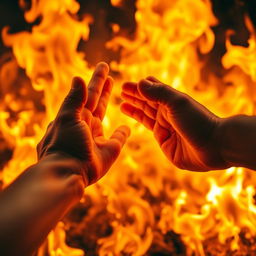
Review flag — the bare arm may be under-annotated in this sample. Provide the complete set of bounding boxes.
[219,115,256,170]
[0,155,85,256]
[0,62,130,256]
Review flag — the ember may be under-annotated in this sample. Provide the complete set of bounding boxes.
[0,0,256,255]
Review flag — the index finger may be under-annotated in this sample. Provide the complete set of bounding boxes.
[93,76,114,121]
[122,82,143,99]
[122,81,159,109]
[85,62,109,112]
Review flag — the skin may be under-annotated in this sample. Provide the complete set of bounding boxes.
[0,62,130,256]
[0,65,256,255]
[121,76,256,171]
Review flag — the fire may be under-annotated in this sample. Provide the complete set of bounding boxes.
[1,0,256,255]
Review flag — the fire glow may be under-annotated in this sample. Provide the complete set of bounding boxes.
[0,0,256,255]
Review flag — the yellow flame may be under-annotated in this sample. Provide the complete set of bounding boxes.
[1,0,256,255]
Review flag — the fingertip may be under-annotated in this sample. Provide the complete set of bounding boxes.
[73,76,87,103]
[107,75,114,83]
[122,81,137,91]
[146,76,160,82]
[120,102,126,113]
[57,77,87,118]
[119,125,131,137]
[72,76,86,90]
[122,82,129,90]
[96,62,109,74]
[110,125,131,149]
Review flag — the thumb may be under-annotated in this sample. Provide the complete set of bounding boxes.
[103,125,130,162]
[92,125,130,183]
[57,77,87,119]
[138,78,177,106]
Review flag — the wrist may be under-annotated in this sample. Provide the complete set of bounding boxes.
[217,115,255,169]
[0,153,87,256]
[37,153,89,188]
[216,117,237,168]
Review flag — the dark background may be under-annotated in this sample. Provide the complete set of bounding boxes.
[0,0,137,64]
[0,0,256,71]
[0,1,256,252]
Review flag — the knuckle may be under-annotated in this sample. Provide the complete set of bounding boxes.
[88,86,101,95]
[172,93,190,108]
[93,71,106,81]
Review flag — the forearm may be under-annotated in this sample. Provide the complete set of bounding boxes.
[0,154,86,256]
[219,115,256,170]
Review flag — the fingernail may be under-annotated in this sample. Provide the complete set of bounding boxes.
[96,62,109,73]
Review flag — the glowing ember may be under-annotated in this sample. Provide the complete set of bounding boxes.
[0,0,256,255]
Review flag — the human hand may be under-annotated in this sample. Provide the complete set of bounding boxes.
[121,77,229,171]
[37,62,130,185]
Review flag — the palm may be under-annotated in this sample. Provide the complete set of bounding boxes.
[151,105,206,170]
[81,109,123,183]
[121,77,227,171]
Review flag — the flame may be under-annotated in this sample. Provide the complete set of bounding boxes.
[1,0,256,255]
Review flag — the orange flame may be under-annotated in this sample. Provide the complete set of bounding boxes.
[1,0,256,255]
